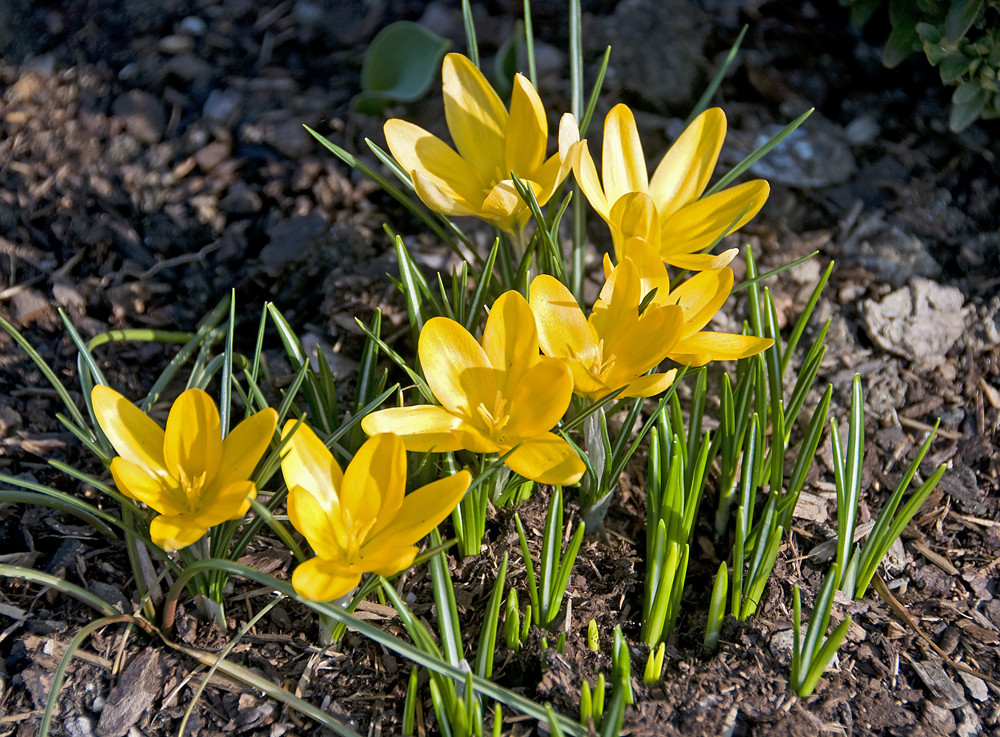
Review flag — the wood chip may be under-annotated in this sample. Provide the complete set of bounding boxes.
[907,658,967,709]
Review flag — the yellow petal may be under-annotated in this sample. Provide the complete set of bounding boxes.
[619,370,678,398]
[163,388,222,485]
[504,73,546,176]
[602,304,684,388]
[91,385,166,474]
[279,421,344,513]
[419,316,495,418]
[609,192,660,249]
[287,483,347,559]
[363,545,420,577]
[530,274,596,361]
[214,407,277,489]
[340,433,406,543]
[660,250,739,271]
[667,268,733,337]
[384,118,487,206]
[504,433,585,485]
[361,406,466,453]
[365,471,471,551]
[411,169,481,217]
[617,237,672,305]
[602,104,648,204]
[481,180,525,221]
[649,107,726,218]
[531,151,569,207]
[669,333,774,366]
[292,556,362,602]
[571,140,610,220]
[504,358,574,440]
[109,457,180,514]
[660,180,769,257]
[590,259,642,350]
[193,480,255,528]
[442,53,506,178]
[481,291,539,395]
[148,514,206,552]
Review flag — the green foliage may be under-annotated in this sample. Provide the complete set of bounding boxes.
[354,21,451,114]
[842,0,1000,130]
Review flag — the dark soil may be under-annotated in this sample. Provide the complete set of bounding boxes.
[1,1,998,736]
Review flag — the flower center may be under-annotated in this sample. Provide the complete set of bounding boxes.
[175,466,209,514]
[475,390,510,440]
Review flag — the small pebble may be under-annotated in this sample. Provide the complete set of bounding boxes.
[178,16,207,36]
[158,34,195,55]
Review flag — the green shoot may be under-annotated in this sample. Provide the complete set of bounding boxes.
[790,564,852,698]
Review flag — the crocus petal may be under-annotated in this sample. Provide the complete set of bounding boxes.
[148,515,207,552]
[193,480,255,528]
[365,471,471,552]
[384,119,486,206]
[505,73,546,175]
[481,291,539,395]
[109,456,182,515]
[603,304,684,387]
[442,53,507,177]
[602,104,648,204]
[619,370,678,398]
[361,406,465,453]
[163,389,221,484]
[481,180,525,222]
[340,433,406,543]
[287,483,347,559]
[590,259,643,351]
[660,180,769,257]
[504,433,585,485]
[504,358,574,440]
[613,238,672,305]
[649,107,726,218]
[419,316,495,418]
[411,170,481,218]
[530,274,597,361]
[292,556,363,602]
[92,385,166,475]
[669,333,774,366]
[363,545,420,578]
[667,268,733,337]
[279,421,344,513]
[571,140,610,220]
[660,250,739,271]
[532,151,569,206]
[609,191,660,250]
[214,408,277,490]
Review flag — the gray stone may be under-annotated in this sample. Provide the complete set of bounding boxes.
[750,115,856,187]
[861,278,968,370]
[591,0,710,111]
[111,90,165,144]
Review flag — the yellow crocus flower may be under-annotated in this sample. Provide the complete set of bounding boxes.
[361,291,585,486]
[529,259,683,401]
[92,386,277,552]
[280,426,470,602]
[568,104,769,269]
[605,238,773,365]
[383,52,575,235]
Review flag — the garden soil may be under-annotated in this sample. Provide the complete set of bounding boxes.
[1,1,998,736]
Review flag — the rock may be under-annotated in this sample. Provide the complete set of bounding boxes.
[203,88,243,128]
[750,115,856,187]
[158,34,194,55]
[921,701,956,735]
[938,467,986,516]
[262,118,314,158]
[845,115,880,145]
[260,213,328,273]
[178,16,207,36]
[592,0,710,111]
[768,629,794,665]
[839,219,941,288]
[956,670,989,702]
[861,278,967,370]
[194,141,230,172]
[11,288,55,329]
[163,52,212,84]
[111,90,165,144]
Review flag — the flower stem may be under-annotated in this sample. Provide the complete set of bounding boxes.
[579,407,614,529]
